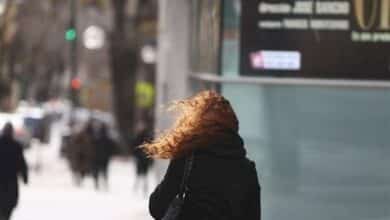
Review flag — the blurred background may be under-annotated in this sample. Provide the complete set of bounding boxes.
[0,0,157,219]
[0,0,390,220]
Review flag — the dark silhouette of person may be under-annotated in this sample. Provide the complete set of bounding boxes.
[64,121,95,186]
[91,123,116,191]
[0,123,28,220]
[133,125,154,194]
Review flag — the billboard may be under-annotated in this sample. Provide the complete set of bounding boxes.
[240,0,390,80]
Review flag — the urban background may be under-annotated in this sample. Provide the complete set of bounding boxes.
[1,0,390,220]
[0,0,157,219]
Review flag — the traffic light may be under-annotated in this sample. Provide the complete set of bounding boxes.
[71,77,81,90]
[70,77,81,106]
[65,28,77,41]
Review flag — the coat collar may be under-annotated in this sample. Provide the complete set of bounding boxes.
[195,130,246,159]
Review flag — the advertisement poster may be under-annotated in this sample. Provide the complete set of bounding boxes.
[240,0,390,80]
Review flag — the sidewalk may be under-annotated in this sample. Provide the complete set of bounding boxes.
[12,122,155,220]
[13,154,154,220]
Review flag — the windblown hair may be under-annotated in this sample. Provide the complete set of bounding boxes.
[143,90,239,159]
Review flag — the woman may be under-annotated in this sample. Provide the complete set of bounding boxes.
[144,91,261,220]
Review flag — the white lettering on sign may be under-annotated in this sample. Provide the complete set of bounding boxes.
[292,1,313,14]
[258,20,283,29]
[310,19,349,30]
[250,50,301,71]
[316,1,350,15]
[259,2,291,14]
[283,19,309,29]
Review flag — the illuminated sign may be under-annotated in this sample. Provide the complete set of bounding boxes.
[240,0,390,80]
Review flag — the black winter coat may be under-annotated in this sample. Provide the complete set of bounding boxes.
[0,136,28,215]
[149,133,261,220]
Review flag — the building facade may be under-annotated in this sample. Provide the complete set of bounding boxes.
[157,1,390,219]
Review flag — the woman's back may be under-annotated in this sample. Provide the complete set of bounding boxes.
[149,134,261,220]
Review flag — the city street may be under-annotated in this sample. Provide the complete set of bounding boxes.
[11,122,154,220]
[2,0,390,219]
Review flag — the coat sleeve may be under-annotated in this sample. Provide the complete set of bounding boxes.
[17,144,28,184]
[149,158,185,219]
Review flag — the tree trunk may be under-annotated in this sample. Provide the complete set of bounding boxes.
[109,0,138,153]
[0,0,14,104]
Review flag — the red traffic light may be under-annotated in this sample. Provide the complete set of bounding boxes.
[71,77,81,90]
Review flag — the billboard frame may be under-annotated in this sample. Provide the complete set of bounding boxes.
[190,72,390,88]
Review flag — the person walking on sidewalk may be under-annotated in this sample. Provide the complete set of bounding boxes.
[143,91,261,220]
[132,123,154,195]
[92,123,117,191]
[0,123,29,220]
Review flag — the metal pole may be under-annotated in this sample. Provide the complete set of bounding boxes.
[69,0,78,105]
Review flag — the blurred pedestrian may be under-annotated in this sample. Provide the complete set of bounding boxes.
[132,123,154,195]
[91,123,117,191]
[0,123,29,220]
[65,120,96,186]
[144,91,261,220]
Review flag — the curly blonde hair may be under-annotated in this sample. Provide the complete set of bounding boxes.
[142,90,239,159]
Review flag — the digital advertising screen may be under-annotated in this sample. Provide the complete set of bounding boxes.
[240,0,390,80]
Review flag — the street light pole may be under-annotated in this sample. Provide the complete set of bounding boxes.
[68,0,79,106]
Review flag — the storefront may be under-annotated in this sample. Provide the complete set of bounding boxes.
[157,1,390,219]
